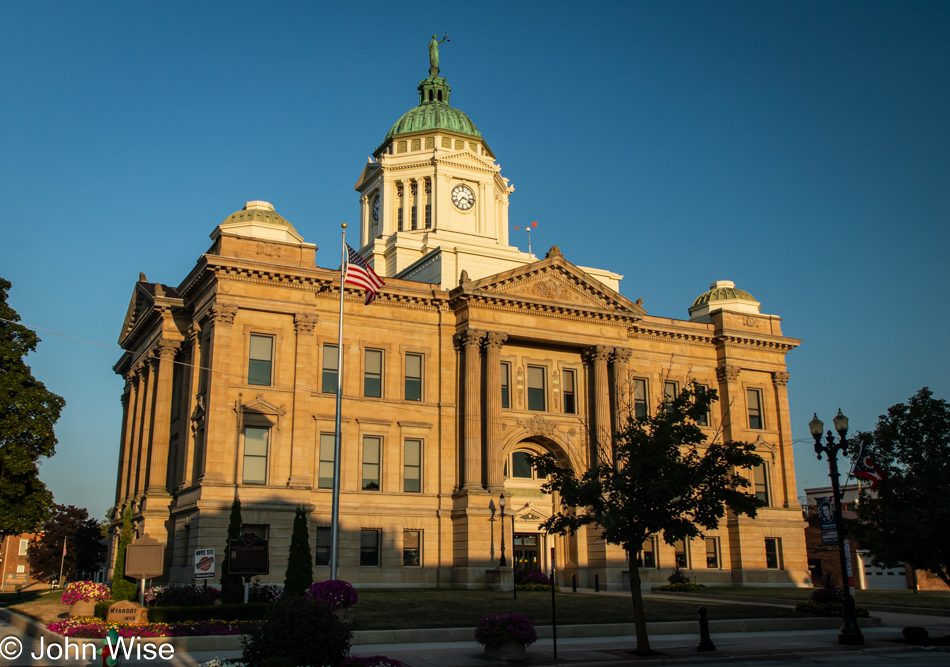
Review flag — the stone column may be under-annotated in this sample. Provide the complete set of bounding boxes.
[401,181,411,232]
[115,381,132,505]
[715,365,742,443]
[134,359,155,498]
[610,348,633,435]
[456,329,486,490]
[200,303,237,484]
[359,194,369,247]
[125,364,144,502]
[147,340,179,495]
[483,331,508,493]
[771,371,794,509]
[584,345,613,466]
[289,313,318,487]
[179,324,201,489]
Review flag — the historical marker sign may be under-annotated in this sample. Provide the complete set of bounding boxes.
[125,536,165,579]
[228,535,269,576]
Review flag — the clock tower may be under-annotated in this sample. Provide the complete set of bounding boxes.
[353,43,536,289]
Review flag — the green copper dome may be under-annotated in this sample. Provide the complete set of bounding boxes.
[385,102,481,140]
[691,280,757,308]
[221,201,294,228]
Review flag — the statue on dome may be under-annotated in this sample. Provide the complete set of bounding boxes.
[428,33,449,73]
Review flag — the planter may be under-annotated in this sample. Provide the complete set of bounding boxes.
[69,601,98,618]
[332,605,354,622]
[483,639,526,661]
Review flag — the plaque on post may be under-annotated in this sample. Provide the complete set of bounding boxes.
[228,533,269,576]
[125,536,165,579]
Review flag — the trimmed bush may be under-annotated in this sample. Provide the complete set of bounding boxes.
[220,498,244,605]
[474,613,538,647]
[903,626,929,643]
[111,509,138,602]
[284,506,313,598]
[147,583,221,607]
[656,582,705,592]
[241,597,352,667]
[795,600,870,618]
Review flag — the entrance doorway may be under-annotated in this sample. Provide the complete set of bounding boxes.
[513,533,540,581]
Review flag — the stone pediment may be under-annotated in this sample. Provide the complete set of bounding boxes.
[118,279,183,347]
[437,150,498,171]
[353,161,382,191]
[455,248,645,318]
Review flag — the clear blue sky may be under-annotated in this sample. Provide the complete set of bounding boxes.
[3,1,948,519]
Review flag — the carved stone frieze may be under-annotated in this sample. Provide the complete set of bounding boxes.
[771,371,790,387]
[516,415,558,439]
[294,313,319,334]
[716,365,742,383]
[496,272,608,309]
[516,365,524,405]
[210,303,238,325]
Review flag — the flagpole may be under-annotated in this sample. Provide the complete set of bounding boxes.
[330,223,347,581]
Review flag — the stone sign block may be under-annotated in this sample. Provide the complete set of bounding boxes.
[106,601,149,625]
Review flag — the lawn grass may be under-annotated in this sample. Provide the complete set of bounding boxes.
[347,589,808,631]
[4,589,69,625]
[664,586,950,610]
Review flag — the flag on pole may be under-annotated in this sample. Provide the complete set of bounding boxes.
[344,244,385,305]
[854,443,885,491]
[62,538,67,556]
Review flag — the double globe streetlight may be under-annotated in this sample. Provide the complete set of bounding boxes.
[808,409,864,646]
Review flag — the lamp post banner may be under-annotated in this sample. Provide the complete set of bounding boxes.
[817,496,839,545]
[843,538,856,596]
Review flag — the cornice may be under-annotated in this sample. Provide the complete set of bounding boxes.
[628,324,715,348]
[713,333,802,353]
[453,293,640,326]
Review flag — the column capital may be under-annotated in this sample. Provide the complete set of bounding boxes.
[611,347,633,364]
[294,313,319,334]
[209,303,238,325]
[454,329,486,352]
[771,371,791,387]
[583,344,613,364]
[716,365,742,383]
[483,331,508,350]
[188,322,202,344]
[155,339,180,360]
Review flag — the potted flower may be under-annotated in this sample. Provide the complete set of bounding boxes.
[61,581,111,617]
[474,613,537,661]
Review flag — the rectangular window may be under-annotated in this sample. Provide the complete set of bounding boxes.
[674,539,688,568]
[318,433,335,489]
[664,381,678,414]
[364,349,383,398]
[765,538,782,569]
[527,366,546,411]
[411,206,417,230]
[563,369,576,414]
[18,539,28,556]
[362,436,381,491]
[404,439,422,493]
[748,388,764,429]
[403,530,421,566]
[248,335,273,386]
[241,524,269,541]
[425,204,432,228]
[695,383,709,426]
[315,527,331,566]
[705,537,719,568]
[16,565,25,574]
[638,537,656,568]
[397,208,403,231]
[501,362,510,409]
[633,379,648,418]
[322,345,338,394]
[405,354,422,401]
[360,529,380,566]
[754,464,770,506]
[242,426,268,484]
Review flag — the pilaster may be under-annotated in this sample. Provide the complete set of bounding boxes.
[584,345,613,465]
[610,347,632,434]
[771,371,795,509]
[483,331,508,492]
[199,303,237,484]
[115,381,132,505]
[146,339,180,495]
[179,323,201,489]
[135,359,155,495]
[455,329,486,491]
[289,313,318,487]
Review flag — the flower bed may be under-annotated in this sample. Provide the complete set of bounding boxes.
[305,580,358,611]
[474,613,537,647]
[62,581,112,605]
[656,583,705,592]
[47,617,263,638]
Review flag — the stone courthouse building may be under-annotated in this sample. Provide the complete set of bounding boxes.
[110,45,809,590]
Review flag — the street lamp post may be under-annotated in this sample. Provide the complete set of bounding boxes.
[809,409,864,646]
[488,499,497,563]
[498,494,507,567]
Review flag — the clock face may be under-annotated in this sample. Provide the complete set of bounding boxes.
[372,197,379,221]
[451,184,475,210]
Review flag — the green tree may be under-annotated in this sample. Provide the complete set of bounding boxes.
[0,277,64,539]
[530,385,763,655]
[284,505,313,597]
[847,387,950,588]
[111,508,137,601]
[27,505,106,582]
[220,497,244,604]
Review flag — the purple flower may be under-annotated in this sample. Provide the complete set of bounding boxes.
[305,579,358,610]
[474,613,537,646]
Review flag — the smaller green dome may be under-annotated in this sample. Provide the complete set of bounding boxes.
[222,201,293,228]
[691,280,757,308]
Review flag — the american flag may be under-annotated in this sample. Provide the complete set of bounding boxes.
[854,443,885,492]
[344,244,385,305]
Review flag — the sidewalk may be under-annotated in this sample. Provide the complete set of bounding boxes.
[1,604,948,667]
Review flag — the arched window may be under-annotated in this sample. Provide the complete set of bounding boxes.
[511,451,533,478]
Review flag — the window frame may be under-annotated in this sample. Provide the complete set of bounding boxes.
[633,378,649,419]
[527,365,546,412]
[364,348,384,398]
[18,539,28,556]
[638,536,657,569]
[754,463,771,506]
[403,529,422,567]
[500,362,511,409]
[510,451,534,479]
[747,388,765,429]
[405,353,423,402]
[663,381,679,414]
[765,537,783,569]
[321,344,339,394]
[694,383,710,426]
[360,528,380,567]
[242,425,270,485]
[562,368,577,414]
[318,433,335,490]
[705,537,720,569]
[674,539,689,568]
[362,436,382,491]
[247,334,274,387]
[403,439,422,493]
[315,526,331,566]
